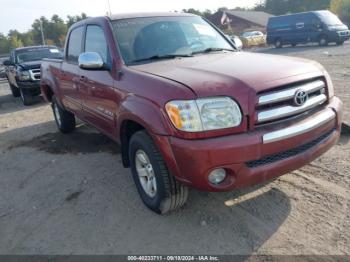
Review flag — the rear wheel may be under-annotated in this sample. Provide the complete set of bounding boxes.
[129,130,188,214]
[19,87,34,106]
[318,35,329,46]
[291,43,297,47]
[336,41,344,46]
[274,38,283,48]
[52,96,76,133]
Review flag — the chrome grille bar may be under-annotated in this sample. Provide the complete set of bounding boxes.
[263,109,335,144]
[258,80,325,106]
[258,94,327,123]
[29,69,41,81]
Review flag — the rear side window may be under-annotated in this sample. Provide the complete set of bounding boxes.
[85,25,109,63]
[67,26,84,63]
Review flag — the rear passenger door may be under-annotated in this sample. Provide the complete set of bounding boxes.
[79,24,118,136]
[60,26,84,114]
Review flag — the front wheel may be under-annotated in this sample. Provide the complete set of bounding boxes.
[52,96,76,133]
[336,41,344,46]
[274,38,283,48]
[319,35,329,46]
[9,83,20,97]
[19,87,34,106]
[129,130,188,214]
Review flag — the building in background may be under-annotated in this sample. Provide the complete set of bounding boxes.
[209,10,274,35]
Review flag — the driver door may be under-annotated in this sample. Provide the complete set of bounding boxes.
[79,24,119,136]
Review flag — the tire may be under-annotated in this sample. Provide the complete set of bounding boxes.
[291,43,297,47]
[129,130,188,214]
[52,96,76,133]
[336,41,344,46]
[19,87,34,106]
[274,38,283,48]
[318,35,329,46]
[9,83,20,97]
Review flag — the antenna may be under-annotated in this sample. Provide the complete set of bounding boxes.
[107,0,112,16]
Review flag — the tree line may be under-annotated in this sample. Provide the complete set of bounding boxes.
[1,0,349,54]
[0,13,87,55]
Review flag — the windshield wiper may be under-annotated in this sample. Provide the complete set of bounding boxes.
[191,47,235,55]
[131,54,193,64]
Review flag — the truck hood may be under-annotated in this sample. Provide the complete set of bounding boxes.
[328,24,349,31]
[18,61,41,70]
[130,52,323,98]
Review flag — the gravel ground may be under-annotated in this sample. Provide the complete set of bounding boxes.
[0,44,349,255]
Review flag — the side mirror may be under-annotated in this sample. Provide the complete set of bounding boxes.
[78,52,104,70]
[3,60,14,66]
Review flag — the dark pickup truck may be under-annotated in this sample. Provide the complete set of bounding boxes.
[4,46,62,105]
[41,12,343,214]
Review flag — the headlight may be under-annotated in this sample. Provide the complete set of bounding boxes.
[17,70,30,81]
[165,97,242,132]
[324,71,334,98]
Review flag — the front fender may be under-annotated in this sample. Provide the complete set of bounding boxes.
[117,95,173,140]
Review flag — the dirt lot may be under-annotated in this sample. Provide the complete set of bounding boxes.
[0,43,350,256]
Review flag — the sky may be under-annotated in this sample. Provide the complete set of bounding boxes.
[0,0,259,34]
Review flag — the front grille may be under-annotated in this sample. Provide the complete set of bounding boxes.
[339,31,350,36]
[29,69,41,80]
[246,128,335,168]
[256,79,327,125]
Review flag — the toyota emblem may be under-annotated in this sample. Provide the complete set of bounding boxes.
[294,90,308,106]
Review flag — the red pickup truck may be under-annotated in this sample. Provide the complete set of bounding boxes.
[41,12,343,214]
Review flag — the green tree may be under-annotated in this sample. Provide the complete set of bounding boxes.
[9,35,23,49]
[67,13,88,28]
[31,16,50,45]
[182,8,203,16]
[0,33,10,54]
[331,0,350,25]
[21,32,35,46]
[256,0,331,15]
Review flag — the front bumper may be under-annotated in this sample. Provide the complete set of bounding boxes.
[17,81,41,96]
[153,97,342,192]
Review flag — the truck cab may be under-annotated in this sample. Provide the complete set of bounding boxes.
[40,13,342,214]
[4,46,62,105]
[267,10,350,48]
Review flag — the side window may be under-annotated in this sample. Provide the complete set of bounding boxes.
[296,22,305,29]
[85,25,109,63]
[67,26,84,63]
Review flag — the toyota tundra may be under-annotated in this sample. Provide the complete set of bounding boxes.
[40,13,343,214]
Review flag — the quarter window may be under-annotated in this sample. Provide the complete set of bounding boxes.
[67,26,84,63]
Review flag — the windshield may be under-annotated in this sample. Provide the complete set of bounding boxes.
[112,16,234,64]
[317,11,343,26]
[16,47,63,63]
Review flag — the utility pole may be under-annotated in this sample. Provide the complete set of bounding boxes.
[107,0,112,16]
[40,20,46,46]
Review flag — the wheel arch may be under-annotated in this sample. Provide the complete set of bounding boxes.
[41,83,54,102]
[117,97,172,168]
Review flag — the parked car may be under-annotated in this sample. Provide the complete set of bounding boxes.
[267,10,350,48]
[0,57,8,79]
[0,67,6,79]
[41,12,342,214]
[229,35,243,50]
[240,31,266,48]
[3,46,63,105]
